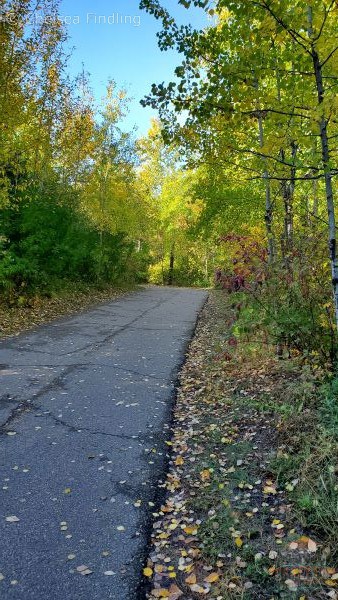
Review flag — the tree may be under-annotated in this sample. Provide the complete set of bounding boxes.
[140,0,338,334]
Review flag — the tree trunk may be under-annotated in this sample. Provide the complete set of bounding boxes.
[280,142,297,261]
[275,64,295,260]
[257,113,275,263]
[168,244,175,286]
[205,254,209,282]
[309,7,338,332]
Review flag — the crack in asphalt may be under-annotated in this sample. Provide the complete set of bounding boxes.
[0,396,144,443]
[11,294,176,359]
[0,364,82,429]
[1,363,167,381]
[0,287,208,600]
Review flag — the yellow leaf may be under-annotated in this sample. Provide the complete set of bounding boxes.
[184,526,198,535]
[152,589,170,598]
[175,456,184,466]
[298,536,309,544]
[204,572,219,583]
[200,469,211,481]
[235,537,243,548]
[185,573,196,585]
[263,486,277,495]
[143,567,153,577]
[325,580,337,587]
[64,488,71,494]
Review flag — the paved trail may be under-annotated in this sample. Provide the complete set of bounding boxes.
[0,286,207,600]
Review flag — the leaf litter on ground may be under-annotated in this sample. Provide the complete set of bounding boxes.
[145,291,337,600]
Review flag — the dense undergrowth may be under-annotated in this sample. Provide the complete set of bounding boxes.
[0,194,149,307]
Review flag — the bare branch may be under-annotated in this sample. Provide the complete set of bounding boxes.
[321,45,338,68]
[313,0,336,42]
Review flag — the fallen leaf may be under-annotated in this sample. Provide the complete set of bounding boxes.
[190,584,207,594]
[298,535,309,544]
[76,565,92,575]
[289,542,298,550]
[263,485,277,495]
[200,469,211,481]
[325,580,338,588]
[155,565,164,574]
[5,516,19,523]
[183,526,198,535]
[143,567,153,577]
[152,589,170,598]
[204,572,219,583]
[308,539,317,553]
[285,579,297,591]
[185,573,197,585]
[168,584,183,599]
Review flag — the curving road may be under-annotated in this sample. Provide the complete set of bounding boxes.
[0,286,207,600]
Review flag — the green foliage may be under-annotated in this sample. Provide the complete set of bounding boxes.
[234,279,333,361]
[141,0,338,354]
[0,190,140,303]
[269,376,338,554]
[0,1,153,302]
[148,255,208,287]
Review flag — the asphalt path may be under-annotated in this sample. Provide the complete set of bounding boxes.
[0,286,207,600]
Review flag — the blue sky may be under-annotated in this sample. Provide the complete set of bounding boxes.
[59,0,207,137]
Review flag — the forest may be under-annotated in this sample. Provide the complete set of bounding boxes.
[2,0,338,364]
[0,0,214,310]
[1,1,338,596]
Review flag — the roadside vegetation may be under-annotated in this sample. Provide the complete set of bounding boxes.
[145,291,338,599]
[137,1,338,597]
[0,0,221,318]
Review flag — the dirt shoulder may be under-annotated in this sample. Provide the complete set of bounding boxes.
[0,284,134,339]
[144,291,338,600]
